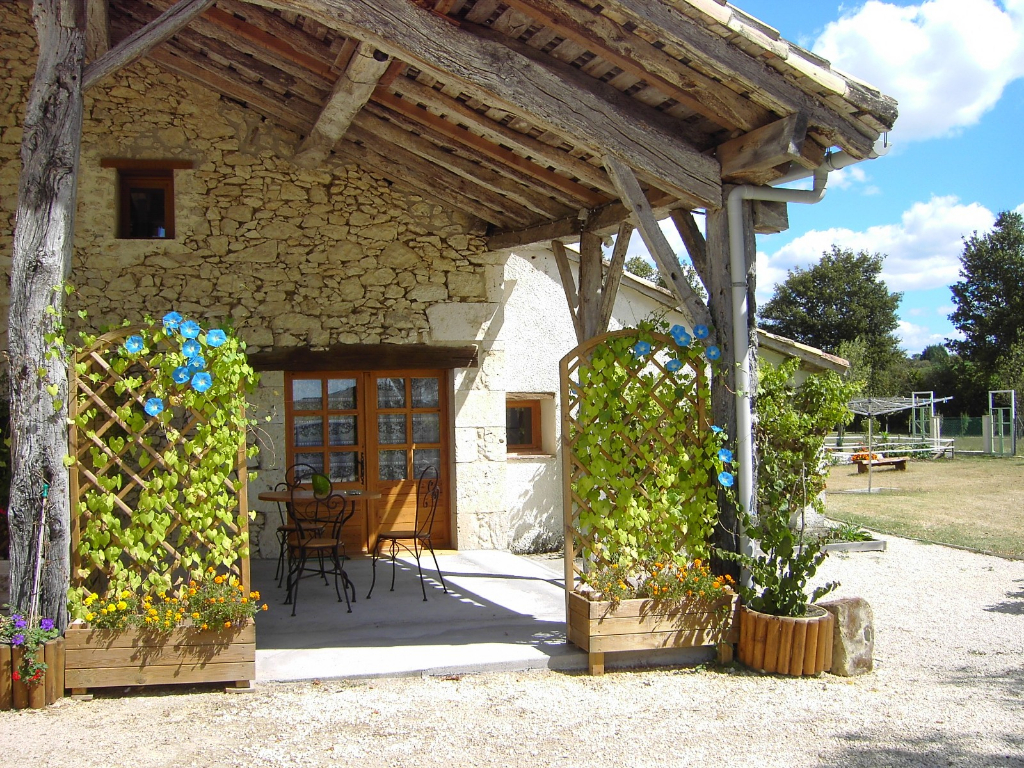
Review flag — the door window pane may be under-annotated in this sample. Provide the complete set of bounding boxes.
[379,450,407,481]
[327,378,357,410]
[377,377,406,409]
[294,416,323,447]
[329,452,358,483]
[411,377,439,409]
[413,449,441,479]
[294,453,324,476]
[329,415,357,446]
[292,380,322,411]
[507,406,534,446]
[378,414,407,445]
[412,413,440,444]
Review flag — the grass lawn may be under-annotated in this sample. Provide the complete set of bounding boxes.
[825,454,1024,559]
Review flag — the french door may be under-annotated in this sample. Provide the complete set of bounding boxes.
[285,370,451,553]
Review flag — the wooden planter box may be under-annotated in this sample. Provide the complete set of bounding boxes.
[567,590,739,674]
[738,604,834,676]
[1,638,65,710]
[63,619,255,695]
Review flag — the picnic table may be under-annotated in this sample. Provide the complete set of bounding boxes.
[856,456,910,473]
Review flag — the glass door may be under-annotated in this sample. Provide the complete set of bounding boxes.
[368,372,449,550]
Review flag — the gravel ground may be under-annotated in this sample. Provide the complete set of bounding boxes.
[3,536,1022,768]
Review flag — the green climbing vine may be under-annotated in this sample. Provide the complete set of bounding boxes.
[67,312,259,614]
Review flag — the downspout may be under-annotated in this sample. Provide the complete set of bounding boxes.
[727,139,890,559]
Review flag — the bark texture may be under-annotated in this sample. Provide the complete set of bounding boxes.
[8,0,86,629]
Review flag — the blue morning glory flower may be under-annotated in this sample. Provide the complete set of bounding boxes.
[172,366,191,384]
[706,345,722,361]
[694,325,710,339]
[666,359,682,372]
[719,448,734,463]
[674,331,692,348]
[144,397,165,416]
[179,320,201,339]
[710,425,724,434]
[206,329,227,348]
[188,355,207,372]
[162,312,183,331]
[191,372,213,393]
[670,324,688,338]
[123,335,145,355]
[718,471,735,487]
[181,339,201,359]
[632,341,651,357]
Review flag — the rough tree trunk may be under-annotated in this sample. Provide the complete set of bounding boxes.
[704,197,757,580]
[8,0,86,630]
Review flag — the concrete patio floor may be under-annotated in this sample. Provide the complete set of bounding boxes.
[252,550,709,681]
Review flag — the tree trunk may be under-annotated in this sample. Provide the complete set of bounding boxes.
[8,0,86,630]
[704,197,757,579]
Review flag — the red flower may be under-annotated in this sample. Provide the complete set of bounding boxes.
[11,670,19,681]
[30,671,42,682]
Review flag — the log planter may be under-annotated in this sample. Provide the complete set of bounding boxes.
[1,638,65,711]
[737,604,834,676]
[567,590,739,675]
[63,619,255,695]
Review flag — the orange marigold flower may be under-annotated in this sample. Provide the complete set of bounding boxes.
[201,623,208,630]
[224,621,232,628]
[241,598,248,604]
[261,604,268,611]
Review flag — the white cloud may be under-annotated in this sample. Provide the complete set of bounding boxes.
[814,0,1024,141]
[898,319,950,350]
[756,195,997,303]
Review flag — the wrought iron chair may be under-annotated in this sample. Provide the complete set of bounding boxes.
[283,472,356,616]
[366,464,448,602]
[273,463,323,587]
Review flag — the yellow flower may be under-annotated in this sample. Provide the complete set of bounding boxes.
[214,576,223,585]
[241,598,248,604]
[117,601,128,610]
[85,612,95,621]
[218,597,225,603]
[201,624,208,630]
[149,608,158,616]
[693,559,702,568]
[189,588,197,596]
[191,612,200,620]
[224,621,232,628]
[261,604,268,611]
[84,594,96,605]
[189,580,197,588]
[120,590,132,599]
[207,567,215,573]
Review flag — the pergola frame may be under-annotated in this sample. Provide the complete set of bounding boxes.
[6,0,897,625]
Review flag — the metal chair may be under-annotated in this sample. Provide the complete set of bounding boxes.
[367,464,448,602]
[273,463,322,587]
[283,472,356,616]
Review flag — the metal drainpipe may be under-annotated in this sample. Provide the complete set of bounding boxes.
[726,138,891,561]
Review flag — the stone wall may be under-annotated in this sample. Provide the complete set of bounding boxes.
[0,2,509,557]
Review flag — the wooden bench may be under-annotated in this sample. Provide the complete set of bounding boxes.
[856,457,909,473]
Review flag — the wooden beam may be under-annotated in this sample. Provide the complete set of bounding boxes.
[389,76,614,195]
[498,0,766,132]
[350,111,573,219]
[604,156,713,334]
[267,0,721,207]
[249,343,478,371]
[598,0,881,157]
[374,90,607,207]
[292,42,391,169]
[716,113,808,182]
[669,208,708,291]
[752,200,789,235]
[551,240,584,342]
[598,222,633,332]
[86,0,109,60]
[487,191,679,250]
[578,231,605,340]
[83,0,215,91]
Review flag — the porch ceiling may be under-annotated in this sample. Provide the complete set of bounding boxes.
[102,0,897,245]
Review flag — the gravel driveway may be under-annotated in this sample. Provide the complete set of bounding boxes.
[2,535,1022,767]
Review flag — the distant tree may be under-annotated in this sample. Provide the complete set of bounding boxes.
[949,211,1024,375]
[760,246,903,394]
[920,344,950,363]
[624,254,707,301]
[625,256,659,283]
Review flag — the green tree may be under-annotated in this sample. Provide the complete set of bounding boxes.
[949,211,1024,376]
[760,246,904,394]
[625,255,706,300]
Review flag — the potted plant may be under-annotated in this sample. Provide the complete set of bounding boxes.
[1,609,62,709]
[720,359,859,676]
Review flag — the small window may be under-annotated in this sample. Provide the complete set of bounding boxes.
[506,399,542,454]
[119,171,174,239]
[102,159,192,240]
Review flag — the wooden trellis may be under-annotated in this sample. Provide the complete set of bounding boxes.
[560,329,714,592]
[69,327,250,596]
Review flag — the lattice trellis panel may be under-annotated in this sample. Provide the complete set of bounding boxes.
[560,329,719,591]
[69,327,250,595]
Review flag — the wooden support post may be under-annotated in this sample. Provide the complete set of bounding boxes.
[293,42,391,169]
[577,231,604,341]
[83,0,215,91]
[603,155,714,334]
[85,0,109,60]
[716,112,808,182]
[588,651,605,676]
[551,240,583,343]
[598,222,633,332]
[7,0,86,629]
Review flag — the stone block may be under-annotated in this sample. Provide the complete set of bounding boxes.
[820,597,874,676]
[426,302,499,341]
[454,389,505,429]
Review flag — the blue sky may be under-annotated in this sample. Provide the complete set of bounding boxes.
[626,0,1024,353]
